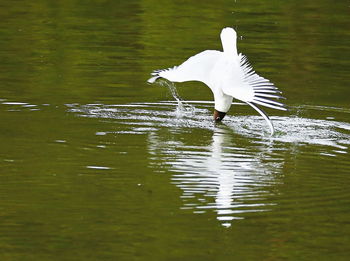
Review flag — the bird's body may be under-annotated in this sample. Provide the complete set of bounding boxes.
[148,27,286,134]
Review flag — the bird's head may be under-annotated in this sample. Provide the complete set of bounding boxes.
[214,109,226,122]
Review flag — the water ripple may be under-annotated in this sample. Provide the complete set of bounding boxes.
[68,101,350,227]
[68,101,350,150]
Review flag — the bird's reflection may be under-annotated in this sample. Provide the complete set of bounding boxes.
[148,125,283,227]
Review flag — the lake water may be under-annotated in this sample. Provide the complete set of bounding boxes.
[0,0,349,260]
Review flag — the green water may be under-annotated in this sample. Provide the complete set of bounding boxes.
[0,0,349,260]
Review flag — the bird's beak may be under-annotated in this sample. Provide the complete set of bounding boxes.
[213,109,226,122]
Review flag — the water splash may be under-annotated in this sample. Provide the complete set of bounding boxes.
[158,80,196,118]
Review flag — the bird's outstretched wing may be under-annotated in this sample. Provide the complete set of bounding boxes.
[246,101,275,135]
[231,54,287,111]
[222,54,287,111]
[221,54,287,135]
[148,50,222,87]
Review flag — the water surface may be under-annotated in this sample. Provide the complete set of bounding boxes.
[0,0,349,260]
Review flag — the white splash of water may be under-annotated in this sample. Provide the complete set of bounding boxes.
[158,80,196,118]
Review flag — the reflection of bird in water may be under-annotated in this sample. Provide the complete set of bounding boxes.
[148,125,280,227]
[148,27,287,135]
[205,126,239,226]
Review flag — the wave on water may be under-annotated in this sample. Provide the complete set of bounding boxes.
[1,97,349,227]
[67,101,350,151]
[67,100,349,227]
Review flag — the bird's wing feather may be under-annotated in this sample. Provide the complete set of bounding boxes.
[148,50,222,86]
[222,53,287,111]
[246,102,275,135]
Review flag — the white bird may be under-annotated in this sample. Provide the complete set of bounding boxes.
[147,27,287,135]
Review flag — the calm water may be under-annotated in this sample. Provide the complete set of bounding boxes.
[1,0,350,260]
